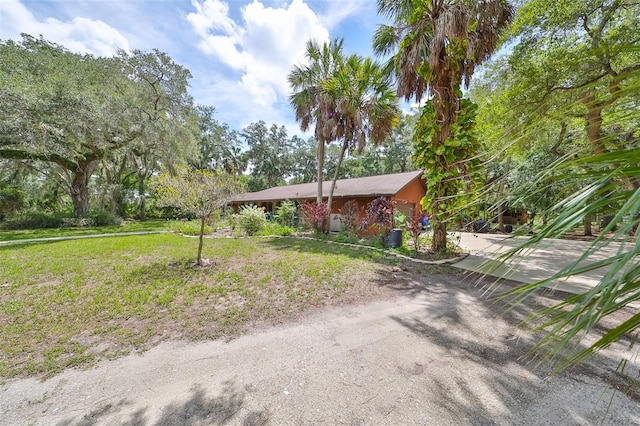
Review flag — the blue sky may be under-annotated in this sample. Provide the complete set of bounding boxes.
[0,0,386,137]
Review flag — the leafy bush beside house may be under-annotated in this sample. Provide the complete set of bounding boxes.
[234,204,267,236]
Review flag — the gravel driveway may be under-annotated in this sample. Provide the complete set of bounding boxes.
[2,266,639,425]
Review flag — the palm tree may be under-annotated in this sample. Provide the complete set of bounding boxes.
[288,39,346,205]
[373,0,513,251]
[323,55,400,213]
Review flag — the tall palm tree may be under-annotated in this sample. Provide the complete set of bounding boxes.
[323,55,400,213]
[373,0,513,251]
[288,39,346,205]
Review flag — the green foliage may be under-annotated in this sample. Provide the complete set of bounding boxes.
[275,200,298,228]
[332,231,359,244]
[499,146,640,368]
[374,0,513,251]
[0,220,171,241]
[234,204,267,236]
[190,105,245,174]
[467,0,640,375]
[0,187,25,220]
[413,97,484,250]
[0,212,65,230]
[256,222,294,237]
[0,36,198,217]
[155,166,242,264]
[155,166,242,219]
[90,211,123,227]
[170,221,211,236]
[1,210,122,230]
[243,121,293,187]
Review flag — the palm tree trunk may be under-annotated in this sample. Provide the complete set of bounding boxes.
[316,140,325,205]
[430,70,458,252]
[327,140,348,214]
[497,156,512,232]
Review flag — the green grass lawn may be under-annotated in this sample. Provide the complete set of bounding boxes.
[0,233,396,379]
[0,220,174,241]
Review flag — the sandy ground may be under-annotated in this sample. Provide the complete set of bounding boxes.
[2,267,639,425]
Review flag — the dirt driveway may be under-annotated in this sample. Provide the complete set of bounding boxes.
[2,265,639,425]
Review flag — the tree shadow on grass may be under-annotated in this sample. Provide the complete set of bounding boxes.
[57,382,270,426]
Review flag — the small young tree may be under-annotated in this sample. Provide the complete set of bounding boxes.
[339,200,362,234]
[155,166,242,266]
[405,207,425,252]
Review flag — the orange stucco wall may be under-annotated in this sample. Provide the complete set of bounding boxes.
[393,177,426,208]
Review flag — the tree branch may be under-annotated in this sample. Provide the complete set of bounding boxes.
[0,148,78,171]
[550,122,568,157]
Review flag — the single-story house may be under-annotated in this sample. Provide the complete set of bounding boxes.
[231,170,427,231]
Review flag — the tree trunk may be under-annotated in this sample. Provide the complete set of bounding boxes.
[327,140,348,214]
[70,160,97,216]
[316,140,325,205]
[584,213,593,236]
[138,172,147,222]
[584,99,606,155]
[432,221,447,253]
[197,216,205,266]
[429,67,458,253]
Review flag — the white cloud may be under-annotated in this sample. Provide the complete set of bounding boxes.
[317,0,370,29]
[0,0,129,56]
[187,0,329,108]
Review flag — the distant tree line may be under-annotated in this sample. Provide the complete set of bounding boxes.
[0,35,417,223]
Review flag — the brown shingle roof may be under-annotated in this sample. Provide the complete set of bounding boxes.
[232,170,424,203]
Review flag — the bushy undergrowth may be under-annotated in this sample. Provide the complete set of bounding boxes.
[332,231,359,244]
[1,211,122,230]
[1,212,66,230]
[170,220,211,236]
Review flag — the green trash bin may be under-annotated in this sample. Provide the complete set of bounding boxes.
[388,228,403,248]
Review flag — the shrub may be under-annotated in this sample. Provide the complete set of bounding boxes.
[332,231,358,244]
[275,200,297,228]
[339,200,362,234]
[62,217,95,228]
[0,211,65,230]
[171,221,212,236]
[299,201,329,234]
[361,197,394,240]
[234,204,267,236]
[90,211,123,227]
[256,222,294,236]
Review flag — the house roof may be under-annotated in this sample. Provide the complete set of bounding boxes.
[232,170,425,203]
